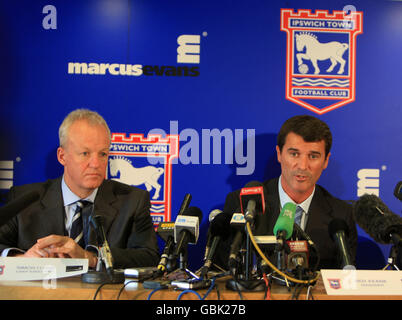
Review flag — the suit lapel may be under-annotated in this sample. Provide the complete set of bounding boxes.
[89,180,119,244]
[40,178,67,236]
[305,186,332,234]
[260,178,282,235]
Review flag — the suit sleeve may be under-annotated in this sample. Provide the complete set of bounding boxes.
[110,190,160,269]
[0,187,22,255]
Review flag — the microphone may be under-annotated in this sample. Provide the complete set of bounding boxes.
[239,181,265,224]
[273,203,295,272]
[209,209,222,222]
[178,193,192,215]
[394,181,402,201]
[286,240,309,270]
[203,209,223,260]
[156,221,175,274]
[0,191,40,227]
[228,211,246,273]
[354,194,402,245]
[156,194,192,274]
[90,215,114,278]
[173,206,203,259]
[273,202,296,240]
[328,218,354,269]
[201,210,232,277]
[293,223,320,272]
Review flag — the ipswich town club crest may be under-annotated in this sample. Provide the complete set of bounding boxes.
[281,9,363,114]
[108,133,179,225]
[328,278,342,290]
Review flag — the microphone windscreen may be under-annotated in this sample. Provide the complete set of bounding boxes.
[210,212,232,239]
[394,181,402,201]
[208,209,222,222]
[384,224,402,240]
[328,218,349,241]
[273,202,296,240]
[354,194,383,242]
[182,206,203,221]
[240,181,265,216]
[354,194,402,244]
[372,215,402,244]
[244,181,263,188]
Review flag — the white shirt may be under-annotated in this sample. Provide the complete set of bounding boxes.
[278,176,315,230]
[61,176,97,236]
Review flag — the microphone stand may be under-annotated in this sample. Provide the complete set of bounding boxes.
[226,223,265,292]
[273,236,292,288]
[179,248,188,271]
[245,231,252,280]
[383,232,402,270]
[82,254,124,284]
[166,241,195,281]
[81,214,124,284]
[383,245,400,270]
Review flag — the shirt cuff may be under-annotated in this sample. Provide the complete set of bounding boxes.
[1,248,25,257]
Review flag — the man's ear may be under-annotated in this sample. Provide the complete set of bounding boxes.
[276,145,282,164]
[57,147,66,166]
[323,152,331,170]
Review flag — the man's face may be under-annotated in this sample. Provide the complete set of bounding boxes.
[276,132,330,203]
[57,119,110,198]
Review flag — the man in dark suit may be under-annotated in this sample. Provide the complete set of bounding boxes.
[215,115,357,270]
[0,109,159,269]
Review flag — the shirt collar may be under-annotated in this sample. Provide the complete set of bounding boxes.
[278,175,315,214]
[61,175,98,206]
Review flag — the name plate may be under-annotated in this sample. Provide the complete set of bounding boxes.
[321,269,402,295]
[0,257,88,281]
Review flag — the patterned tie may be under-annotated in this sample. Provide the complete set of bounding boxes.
[294,205,304,228]
[70,200,89,248]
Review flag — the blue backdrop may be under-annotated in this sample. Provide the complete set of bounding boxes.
[0,0,401,271]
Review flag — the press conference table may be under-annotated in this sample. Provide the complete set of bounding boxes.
[0,275,401,300]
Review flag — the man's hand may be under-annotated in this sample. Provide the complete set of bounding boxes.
[36,235,84,258]
[26,235,98,268]
[20,241,57,258]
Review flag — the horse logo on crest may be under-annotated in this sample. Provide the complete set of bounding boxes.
[109,157,164,199]
[281,9,363,114]
[108,133,179,225]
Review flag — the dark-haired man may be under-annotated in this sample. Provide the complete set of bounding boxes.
[215,115,357,270]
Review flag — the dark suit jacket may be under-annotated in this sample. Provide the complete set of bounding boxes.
[215,177,358,270]
[0,177,160,269]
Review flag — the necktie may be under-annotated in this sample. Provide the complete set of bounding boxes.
[294,205,304,228]
[70,200,89,248]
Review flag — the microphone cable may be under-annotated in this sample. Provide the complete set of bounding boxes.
[147,287,168,300]
[116,271,157,300]
[262,273,272,300]
[176,289,203,300]
[92,281,112,300]
[245,222,320,285]
[116,280,137,300]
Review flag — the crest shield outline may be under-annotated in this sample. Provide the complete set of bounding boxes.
[108,133,179,225]
[281,9,363,114]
